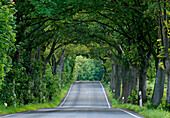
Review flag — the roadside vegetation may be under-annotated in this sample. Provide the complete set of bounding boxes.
[0,0,170,116]
[0,82,71,115]
[103,81,170,118]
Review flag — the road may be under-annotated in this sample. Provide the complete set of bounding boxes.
[0,81,144,118]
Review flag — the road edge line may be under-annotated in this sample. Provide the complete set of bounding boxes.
[99,81,111,108]
[58,83,73,107]
[118,108,141,118]
[1,114,16,118]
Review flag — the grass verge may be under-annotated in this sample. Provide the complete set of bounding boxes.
[0,83,71,115]
[102,81,170,118]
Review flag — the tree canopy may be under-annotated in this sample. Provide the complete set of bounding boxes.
[0,0,170,110]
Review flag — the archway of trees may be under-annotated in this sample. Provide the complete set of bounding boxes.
[0,0,169,109]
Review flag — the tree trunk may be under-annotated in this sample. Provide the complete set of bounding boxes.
[158,0,170,105]
[163,0,170,105]
[58,49,65,84]
[115,64,121,99]
[131,68,137,94]
[110,64,115,92]
[37,46,41,60]
[42,41,57,80]
[167,72,170,105]
[103,66,108,83]
[152,59,165,106]
[138,67,148,103]
[152,3,166,106]
[59,56,64,81]
[52,55,57,75]
[121,67,131,103]
[138,53,151,104]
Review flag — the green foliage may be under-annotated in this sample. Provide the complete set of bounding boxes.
[45,66,61,101]
[103,80,170,118]
[157,94,170,111]
[74,55,104,81]
[0,82,71,115]
[61,57,75,86]
[127,89,138,105]
[0,59,60,106]
[0,1,16,84]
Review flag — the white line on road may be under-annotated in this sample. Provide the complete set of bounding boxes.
[118,108,141,118]
[58,83,73,107]
[1,114,15,118]
[1,110,31,118]
[99,81,111,108]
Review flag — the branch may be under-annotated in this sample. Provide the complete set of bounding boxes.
[26,21,47,38]
[91,33,122,53]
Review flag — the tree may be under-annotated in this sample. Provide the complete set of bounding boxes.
[0,1,16,86]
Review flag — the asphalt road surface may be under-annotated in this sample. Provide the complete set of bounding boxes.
[0,81,144,118]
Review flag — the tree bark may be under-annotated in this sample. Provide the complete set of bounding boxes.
[42,41,57,80]
[138,54,150,104]
[57,49,65,84]
[121,67,131,103]
[152,4,166,106]
[138,67,147,103]
[37,46,41,60]
[167,72,170,105]
[52,55,57,75]
[152,59,165,106]
[115,64,121,99]
[163,0,170,105]
[130,68,137,94]
[158,0,170,105]
[110,64,115,92]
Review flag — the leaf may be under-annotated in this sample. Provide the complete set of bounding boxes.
[159,62,165,69]
[157,39,161,42]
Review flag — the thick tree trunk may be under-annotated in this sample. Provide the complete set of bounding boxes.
[131,68,137,94]
[115,64,121,99]
[167,72,170,105]
[163,0,170,105]
[152,59,165,106]
[152,3,166,106]
[103,66,107,81]
[120,67,124,102]
[138,54,150,104]
[42,41,57,80]
[57,49,65,85]
[52,55,57,75]
[121,67,131,103]
[58,57,64,81]
[158,0,170,105]
[110,64,115,92]
[138,67,148,103]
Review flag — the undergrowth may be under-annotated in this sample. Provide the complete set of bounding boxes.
[102,81,170,118]
[0,83,70,115]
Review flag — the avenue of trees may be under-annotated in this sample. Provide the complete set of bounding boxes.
[0,0,169,110]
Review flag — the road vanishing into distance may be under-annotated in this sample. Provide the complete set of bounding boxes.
[0,81,144,118]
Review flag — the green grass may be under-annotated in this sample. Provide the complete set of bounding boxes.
[103,81,170,118]
[0,83,70,115]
